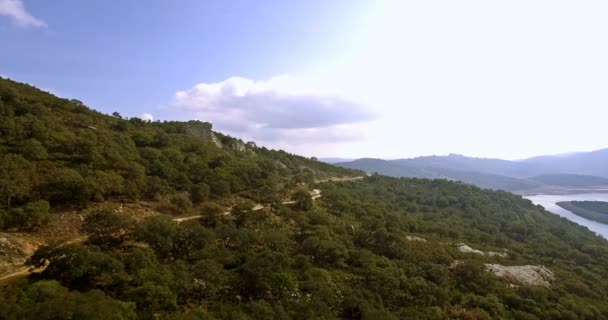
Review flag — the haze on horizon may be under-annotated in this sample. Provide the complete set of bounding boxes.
[1,0,607,160]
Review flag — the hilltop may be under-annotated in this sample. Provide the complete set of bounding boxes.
[1,78,608,319]
[0,77,356,231]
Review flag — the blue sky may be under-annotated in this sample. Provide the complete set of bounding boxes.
[1,1,362,116]
[2,1,608,159]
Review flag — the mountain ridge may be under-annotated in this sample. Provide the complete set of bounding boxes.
[337,149,608,193]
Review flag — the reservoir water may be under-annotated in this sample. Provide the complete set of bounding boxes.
[525,193,608,239]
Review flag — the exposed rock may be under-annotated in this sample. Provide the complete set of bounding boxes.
[457,243,508,257]
[406,235,427,242]
[211,133,223,148]
[0,235,42,275]
[229,140,246,152]
[186,121,214,140]
[457,243,485,255]
[311,189,322,199]
[485,264,555,287]
[449,260,463,268]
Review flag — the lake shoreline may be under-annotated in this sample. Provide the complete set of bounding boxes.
[525,193,608,239]
[555,201,608,225]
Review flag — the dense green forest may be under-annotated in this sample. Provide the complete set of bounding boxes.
[2,78,608,319]
[0,77,353,231]
[557,201,608,224]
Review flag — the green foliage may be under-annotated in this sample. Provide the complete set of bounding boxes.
[0,154,31,209]
[29,245,128,291]
[189,182,210,204]
[293,188,313,211]
[123,282,177,319]
[238,250,297,299]
[232,198,256,227]
[82,209,134,247]
[0,200,50,230]
[0,280,136,320]
[19,139,48,160]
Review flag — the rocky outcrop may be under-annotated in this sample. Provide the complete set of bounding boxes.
[185,121,214,140]
[184,121,250,150]
[457,243,508,257]
[211,133,223,148]
[0,235,42,275]
[485,264,555,287]
[406,235,427,242]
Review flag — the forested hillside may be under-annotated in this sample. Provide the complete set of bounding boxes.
[0,77,353,231]
[2,79,608,319]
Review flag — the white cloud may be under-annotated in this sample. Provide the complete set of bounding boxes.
[0,0,46,27]
[169,76,375,152]
[141,113,154,122]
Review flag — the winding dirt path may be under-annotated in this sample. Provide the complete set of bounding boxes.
[314,176,365,183]
[0,176,365,285]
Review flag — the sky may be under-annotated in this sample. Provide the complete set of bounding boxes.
[1,0,607,160]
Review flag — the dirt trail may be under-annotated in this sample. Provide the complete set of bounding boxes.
[315,176,365,183]
[176,188,324,222]
[0,176,364,285]
[0,266,32,284]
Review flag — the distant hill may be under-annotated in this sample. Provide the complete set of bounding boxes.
[529,174,608,187]
[337,158,439,179]
[337,158,542,191]
[520,149,608,178]
[337,151,608,193]
[319,157,355,164]
[396,154,522,177]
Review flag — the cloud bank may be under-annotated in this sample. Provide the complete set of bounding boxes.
[0,0,46,27]
[170,76,375,150]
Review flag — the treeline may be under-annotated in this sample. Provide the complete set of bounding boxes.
[0,77,354,230]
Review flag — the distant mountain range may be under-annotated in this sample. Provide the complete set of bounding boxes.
[320,157,356,164]
[336,149,608,194]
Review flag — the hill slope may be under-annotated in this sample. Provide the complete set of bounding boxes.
[2,79,608,319]
[0,77,356,230]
